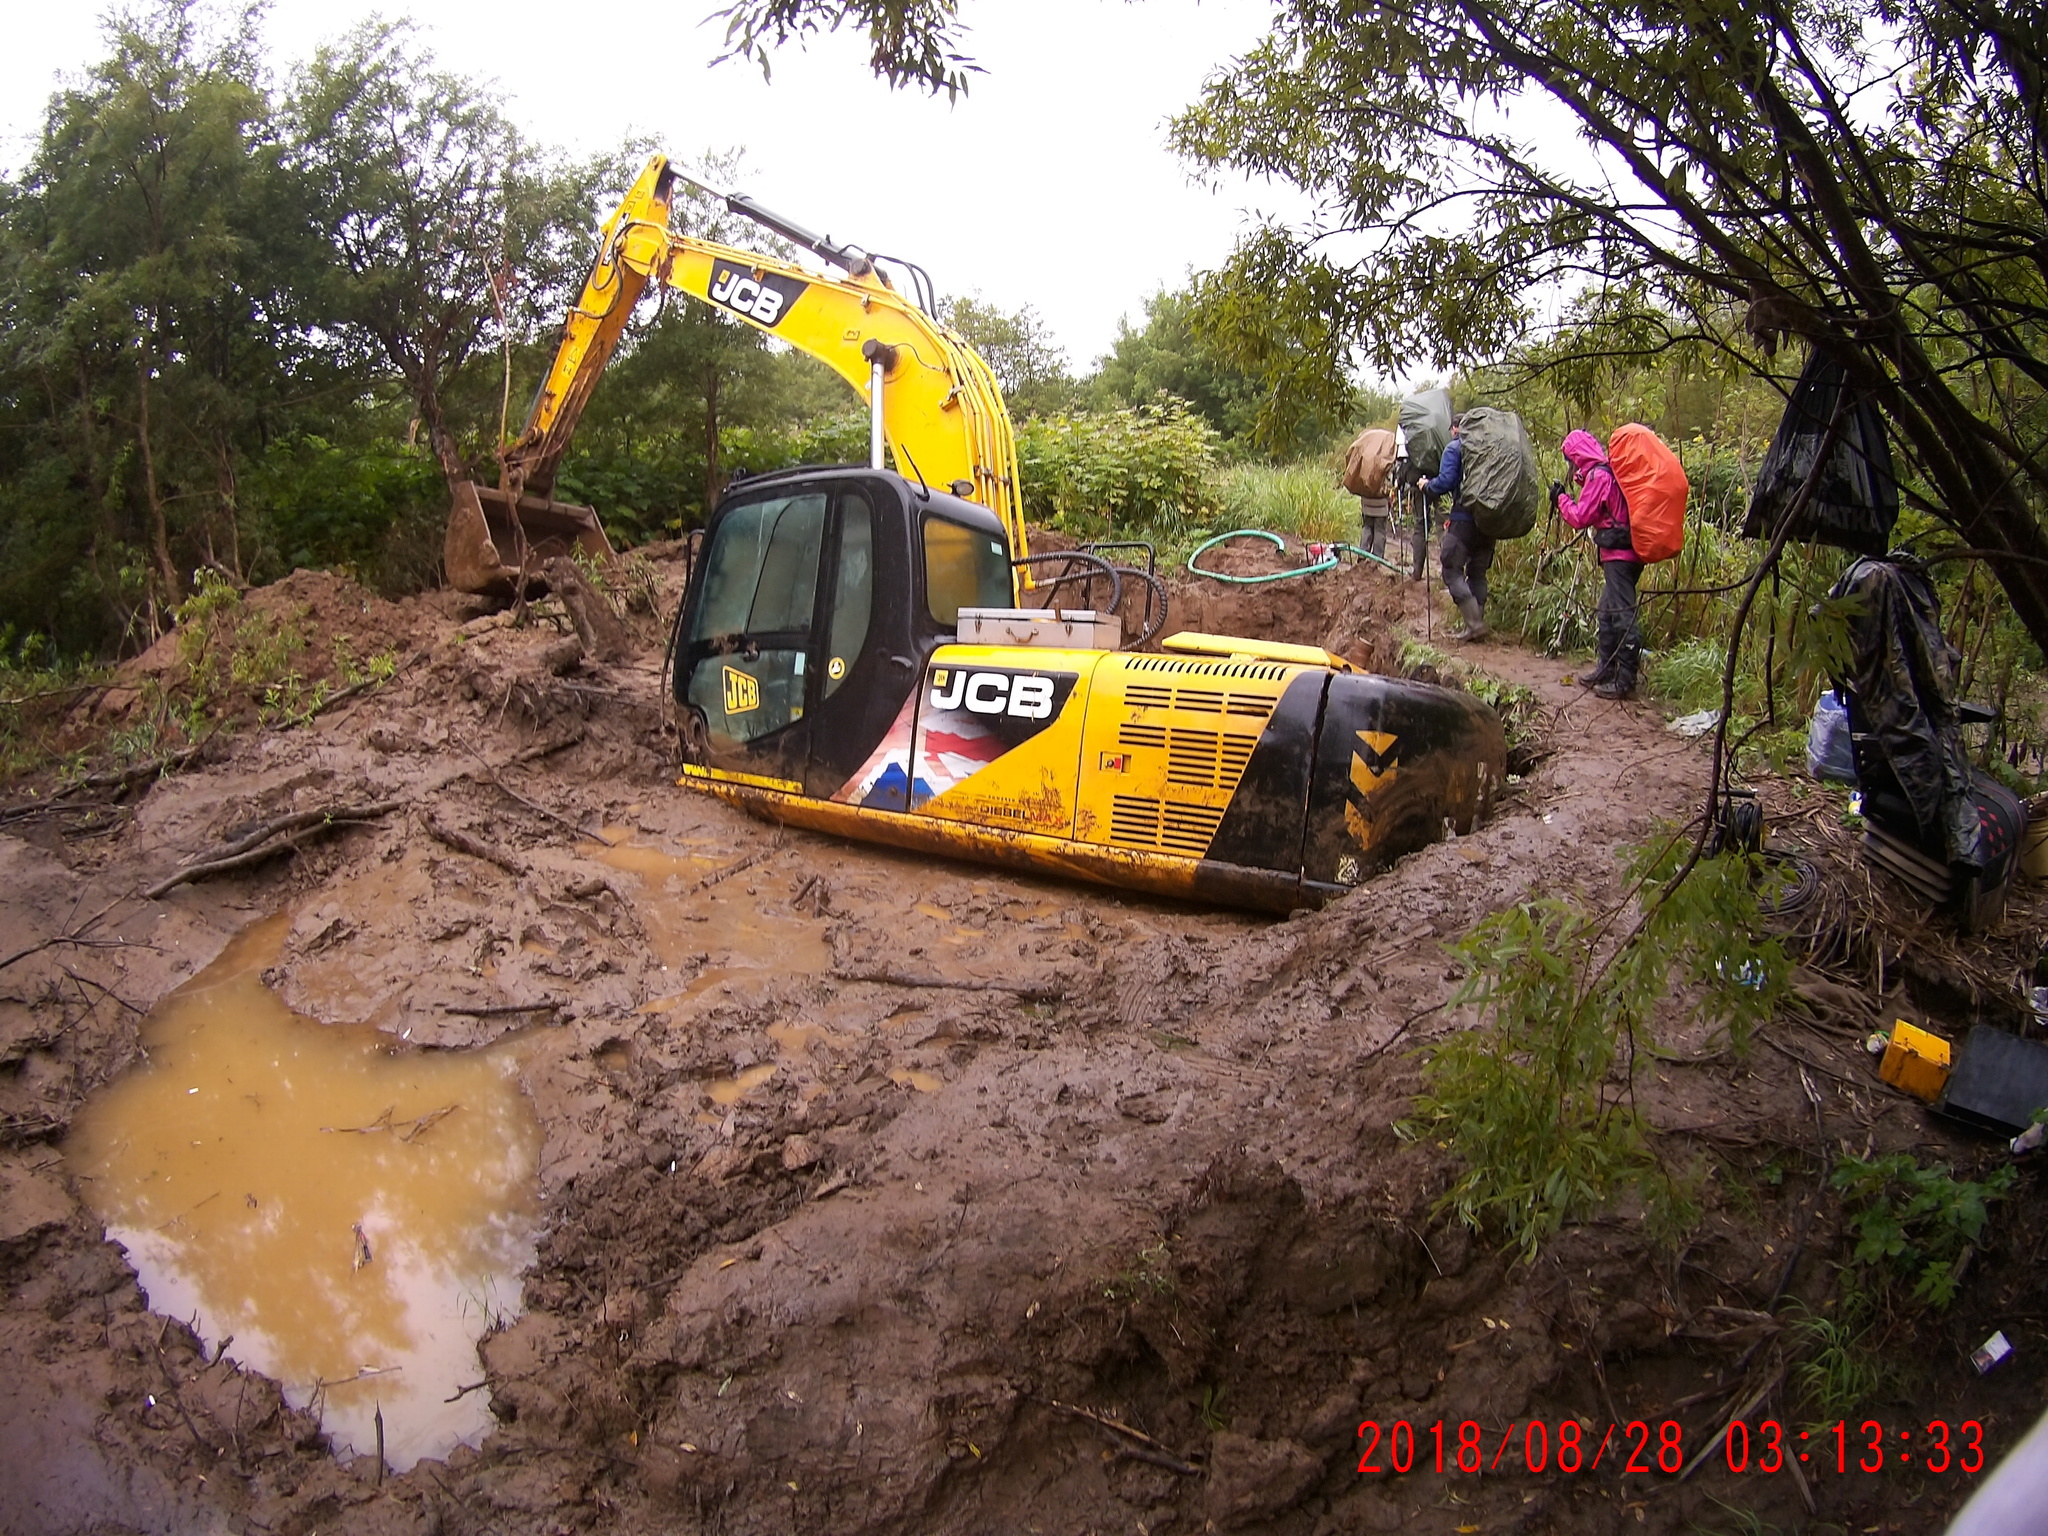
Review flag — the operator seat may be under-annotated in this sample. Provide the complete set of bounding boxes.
[1830,553,2021,932]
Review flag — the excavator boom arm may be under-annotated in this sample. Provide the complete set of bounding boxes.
[495,154,1026,574]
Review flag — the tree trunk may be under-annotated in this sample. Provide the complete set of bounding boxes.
[136,344,180,604]
[215,436,243,581]
[703,367,723,515]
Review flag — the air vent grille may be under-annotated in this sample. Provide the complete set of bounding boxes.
[1118,722,1168,750]
[1124,655,1290,683]
[1119,684,1278,719]
[1109,795,1225,856]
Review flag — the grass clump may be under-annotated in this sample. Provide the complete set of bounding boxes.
[1213,458,1356,545]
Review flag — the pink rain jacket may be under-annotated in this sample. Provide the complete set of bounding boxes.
[1557,429,1636,563]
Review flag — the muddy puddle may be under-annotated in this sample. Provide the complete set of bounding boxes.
[65,914,541,1470]
[588,831,832,990]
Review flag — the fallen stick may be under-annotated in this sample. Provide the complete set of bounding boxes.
[1036,1398,1201,1474]
[144,798,404,900]
[489,776,614,845]
[510,728,586,764]
[0,894,128,973]
[72,739,212,794]
[691,846,775,893]
[216,798,407,861]
[834,967,1066,1001]
[421,812,526,876]
[438,1000,563,1017]
[1677,1362,1785,1485]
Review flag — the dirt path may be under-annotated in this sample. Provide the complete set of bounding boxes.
[1,553,2039,1535]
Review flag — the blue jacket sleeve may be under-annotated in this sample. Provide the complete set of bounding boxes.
[1422,437,1461,498]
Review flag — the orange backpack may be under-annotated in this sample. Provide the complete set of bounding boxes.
[1607,424,1688,563]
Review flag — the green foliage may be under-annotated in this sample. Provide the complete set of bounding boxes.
[1788,1300,1886,1424]
[1091,289,1270,450]
[0,630,108,779]
[1016,397,1223,538]
[942,294,1076,418]
[1785,1153,2013,1419]
[1831,1152,2012,1311]
[1215,458,1355,543]
[174,568,310,715]
[1410,831,1787,1259]
[1100,1240,1177,1304]
[247,437,446,591]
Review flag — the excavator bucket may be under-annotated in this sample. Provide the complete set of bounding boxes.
[444,481,615,598]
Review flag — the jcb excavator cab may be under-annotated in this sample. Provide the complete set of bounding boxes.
[672,467,1010,797]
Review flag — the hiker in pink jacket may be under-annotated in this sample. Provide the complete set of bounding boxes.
[1556,429,1641,698]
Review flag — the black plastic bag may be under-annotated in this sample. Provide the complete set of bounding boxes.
[1830,554,1990,867]
[1742,351,1898,554]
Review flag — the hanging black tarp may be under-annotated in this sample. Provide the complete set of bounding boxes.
[1741,351,1898,554]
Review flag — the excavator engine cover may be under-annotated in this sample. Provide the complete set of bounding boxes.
[445,481,616,598]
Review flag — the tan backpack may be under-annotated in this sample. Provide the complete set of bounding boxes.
[1342,428,1398,497]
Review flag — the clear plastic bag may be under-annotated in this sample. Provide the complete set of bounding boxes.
[1806,688,1857,783]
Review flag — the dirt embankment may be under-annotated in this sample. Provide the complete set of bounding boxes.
[2,551,2044,1536]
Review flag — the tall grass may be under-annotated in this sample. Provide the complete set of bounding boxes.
[1214,458,1358,545]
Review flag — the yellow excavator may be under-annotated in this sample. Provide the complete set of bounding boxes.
[447,154,1506,912]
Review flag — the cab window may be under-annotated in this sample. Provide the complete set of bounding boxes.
[690,492,826,642]
[923,515,1011,626]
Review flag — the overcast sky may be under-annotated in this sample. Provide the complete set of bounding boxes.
[1,0,1307,369]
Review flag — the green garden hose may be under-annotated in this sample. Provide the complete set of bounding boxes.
[1186,529,1336,584]
[1186,530,1406,582]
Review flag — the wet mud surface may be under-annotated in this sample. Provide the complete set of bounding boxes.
[4,551,2046,1534]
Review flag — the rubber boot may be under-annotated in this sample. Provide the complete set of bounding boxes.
[1450,594,1489,642]
[1595,647,1638,700]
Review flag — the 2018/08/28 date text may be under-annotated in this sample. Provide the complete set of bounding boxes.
[1356,1419,1988,1477]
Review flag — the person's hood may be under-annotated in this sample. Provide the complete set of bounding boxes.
[1561,429,1609,476]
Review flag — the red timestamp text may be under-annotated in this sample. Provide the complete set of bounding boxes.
[1722,1418,1986,1475]
[1355,1418,1990,1478]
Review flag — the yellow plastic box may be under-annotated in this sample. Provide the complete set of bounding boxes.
[1880,1020,1952,1102]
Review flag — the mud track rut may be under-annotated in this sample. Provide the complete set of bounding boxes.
[1,555,2040,1535]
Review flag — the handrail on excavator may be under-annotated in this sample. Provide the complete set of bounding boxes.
[444,153,1028,598]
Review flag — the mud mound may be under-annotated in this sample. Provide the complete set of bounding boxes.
[1025,524,1413,673]
[69,568,457,748]
[1166,559,1411,673]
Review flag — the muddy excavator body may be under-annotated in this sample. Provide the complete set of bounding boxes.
[671,467,1507,913]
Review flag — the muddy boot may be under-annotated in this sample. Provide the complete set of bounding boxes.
[1449,594,1489,642]
[1595,647,1638,699]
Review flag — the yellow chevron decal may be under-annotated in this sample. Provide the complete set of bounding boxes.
[1351,729,1399,796]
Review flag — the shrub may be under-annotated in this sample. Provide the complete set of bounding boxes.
[1408,832,1787,1258]
[1016,396,1223,538]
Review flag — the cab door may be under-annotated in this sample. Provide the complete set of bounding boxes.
[678,478,913,795]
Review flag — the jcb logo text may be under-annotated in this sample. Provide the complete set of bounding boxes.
[929,668,1058,720]
[708,260,806,328]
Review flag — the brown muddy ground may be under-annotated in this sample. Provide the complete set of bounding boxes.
[3,551,2045,1536]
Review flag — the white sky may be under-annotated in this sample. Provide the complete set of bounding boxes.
[1,0,1306,368]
